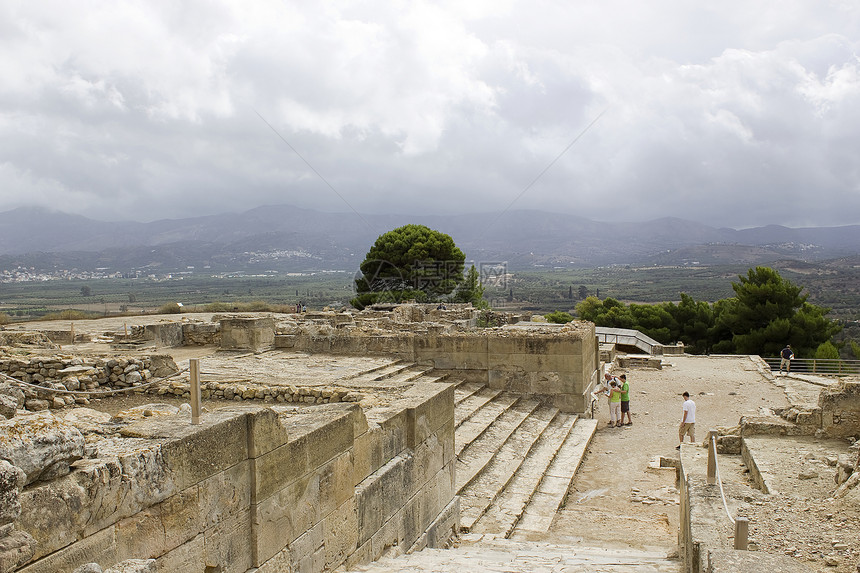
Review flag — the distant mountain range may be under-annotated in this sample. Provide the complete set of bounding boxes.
[2,204,860,273]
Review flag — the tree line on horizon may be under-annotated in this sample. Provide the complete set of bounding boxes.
[566,266,845,358]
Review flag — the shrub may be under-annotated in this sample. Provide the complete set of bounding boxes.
[814,341,840,360]
[158,302,183,314]
[0,312,10,325]
[545,311,574,324]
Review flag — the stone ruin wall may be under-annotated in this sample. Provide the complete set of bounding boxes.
[1,382,457,573]
[0,355,178,417]
[0,308,598,573]
[270,316,600,414]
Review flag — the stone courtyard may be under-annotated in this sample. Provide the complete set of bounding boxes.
[1,307,859,572]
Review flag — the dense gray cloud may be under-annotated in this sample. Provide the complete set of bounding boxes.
[1,0,859,228]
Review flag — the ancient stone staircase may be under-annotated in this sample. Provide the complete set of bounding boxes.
[452,381,598,538]
[340,359,450,389]
[335,369,680,573]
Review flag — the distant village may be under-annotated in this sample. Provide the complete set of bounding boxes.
[0,265,339,284]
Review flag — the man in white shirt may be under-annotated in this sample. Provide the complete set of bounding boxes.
[677,391,696,449]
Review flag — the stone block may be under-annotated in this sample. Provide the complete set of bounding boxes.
[122,408,250,491]
[15,525,117,573]
[254,545,291,573]
[0,411,86,486]
[152,533,204,573]
[0,529,36,573]
[343,538,373,571]
[286,522,324,573]
[17,479,79,559]
[113,507,163,562]
[318,452,354,516]
[197,460,251,529]
[254,473,321,563]
[363,407,407,471]
[322,498,358,570]
[400,493,423,550]
[410,496,459,552]
[78,447,176,537]
[402,383,454,449]
[282,407,354,472]
[352,428,379,486]
[246,407,291,459]
[202,510,253,573]
[252,433,310,503]
[407,432,444,494]
[219,317,275,351]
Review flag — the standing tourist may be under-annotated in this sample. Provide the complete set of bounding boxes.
[779,344,794,374]
[609,380,623,427]
[619,374,632,426]
[677,391,696,449]
[593,372,616,427]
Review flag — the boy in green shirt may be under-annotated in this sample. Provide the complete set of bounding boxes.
[619,374,632,426]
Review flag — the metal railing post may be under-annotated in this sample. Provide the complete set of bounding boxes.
[189,358,202,425]
[707,430,718,485]
[734,517,749,550]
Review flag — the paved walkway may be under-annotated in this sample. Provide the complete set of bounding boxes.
[348,537,680,572]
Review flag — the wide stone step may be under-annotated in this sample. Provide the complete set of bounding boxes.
[341,359,405,380]
[512,418,599,537]
[346,538,681,572]
[470,412,577,537]
[454,391,517,457]
[371,363,428,381]
[459,405,559,532]
[456,397,542,493]
[372,365,439,385]
[455,387,504,428]
[454,381,487,405]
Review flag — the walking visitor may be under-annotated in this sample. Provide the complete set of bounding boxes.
[677,391,696,449]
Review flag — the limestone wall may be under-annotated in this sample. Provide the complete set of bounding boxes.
[277,323,599,413]
[6,382,457,573]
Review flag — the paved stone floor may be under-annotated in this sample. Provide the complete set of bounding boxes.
[348,537,681,572]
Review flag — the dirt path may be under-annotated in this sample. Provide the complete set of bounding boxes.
[547,355,791,552]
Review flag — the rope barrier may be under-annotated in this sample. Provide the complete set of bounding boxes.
[710,434,736,525]
[0,368,189,398]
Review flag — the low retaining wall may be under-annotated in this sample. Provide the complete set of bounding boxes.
[679,446,814,573]
[6,382,458,573]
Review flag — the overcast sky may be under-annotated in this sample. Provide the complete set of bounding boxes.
[2,1,859,229]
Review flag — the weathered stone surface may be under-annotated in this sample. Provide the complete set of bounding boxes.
[0,461,24,526]
[0,383,24,413]
[139,355,175,378]
[71,564,103,573]
[120,407,249,491]
[23,399,49,412]
[0,529,36,572]
[0,411,85,485]
[16,443,175,562]
[14,524,117,573]
[62,408,112,433]
[110,403,179,423]
[0,394,17,419]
